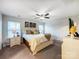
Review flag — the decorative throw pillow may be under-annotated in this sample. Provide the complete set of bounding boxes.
[45,34,51,40]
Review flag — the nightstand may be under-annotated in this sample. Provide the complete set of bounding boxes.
[10,36,21,47]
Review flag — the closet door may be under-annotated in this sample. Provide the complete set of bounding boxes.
[0,14,2,49]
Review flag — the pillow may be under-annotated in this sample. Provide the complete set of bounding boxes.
[45,34,51,40]
[38,35,48,43]
[26,30,34,34]
[23,34,44,42]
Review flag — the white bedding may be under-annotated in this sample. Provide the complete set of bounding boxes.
[23,33,53,55]
[23,34,45,42]
[23,34,47,49]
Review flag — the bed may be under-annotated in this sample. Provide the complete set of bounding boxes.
[23,34,53,55]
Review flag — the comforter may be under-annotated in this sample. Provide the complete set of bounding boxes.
[23,34,48,51]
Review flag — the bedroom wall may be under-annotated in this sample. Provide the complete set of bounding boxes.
[2,15,38,45]
[2,15,65,43]
[2,15,8,45]
[0,14,2,49]
[45,24,59,39]
[55,17,79,41]
[2,15,57,45]
[71,16,79,33]
[3,15,79,43]
[56,26,69,41]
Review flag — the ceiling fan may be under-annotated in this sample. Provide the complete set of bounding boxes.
[35,13,50,19]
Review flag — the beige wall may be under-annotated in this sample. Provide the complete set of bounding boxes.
[2,15,56,45]
[3,15,72,45]
[2,15,8,44]
[0,14,2,49]
[2,15,63,44]
[2,15,40,44]
[57,26,69,41]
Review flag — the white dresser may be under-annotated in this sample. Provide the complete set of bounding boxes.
[62,37,79,59]
[10,36,21,47]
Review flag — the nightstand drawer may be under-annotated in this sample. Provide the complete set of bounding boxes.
[10,37,21,47]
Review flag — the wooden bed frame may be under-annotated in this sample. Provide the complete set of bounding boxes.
[23,38,32,53]
[23,37,53,55]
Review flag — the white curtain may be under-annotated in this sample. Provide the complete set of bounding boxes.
[8,21,21,38]
[39,23,45,34]
[0,14,2,49]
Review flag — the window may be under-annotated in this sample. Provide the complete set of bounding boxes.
[39,23,45,34]
[8,21,21,38]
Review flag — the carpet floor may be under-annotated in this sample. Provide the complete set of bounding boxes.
[0,43,61,59]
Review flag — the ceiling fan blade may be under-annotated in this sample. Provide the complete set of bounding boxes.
[36,14,40,16]
[34,17,39,19]
[45,13,49,16]
[45,17,50,19]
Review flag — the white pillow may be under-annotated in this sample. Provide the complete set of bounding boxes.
[23,34,44,41]
[39,36,48,43]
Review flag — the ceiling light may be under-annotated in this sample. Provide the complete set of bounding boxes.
[40,17,45,19]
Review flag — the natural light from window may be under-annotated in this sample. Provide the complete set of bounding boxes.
[8,21,21,38]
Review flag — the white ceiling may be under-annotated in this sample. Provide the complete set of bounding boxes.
[0,0,79,27]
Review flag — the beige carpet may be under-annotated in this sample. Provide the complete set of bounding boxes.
[0,43,61,59]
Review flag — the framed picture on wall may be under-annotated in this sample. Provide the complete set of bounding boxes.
[30,22,33,27]
[25,22,29,27]
[30,22,36,28]
[33,23,36,28]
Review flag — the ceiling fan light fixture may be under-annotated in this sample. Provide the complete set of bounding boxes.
[35,12,50,19]
[45,17,50,19]
[40,17,45,19]
[45,13,49,16]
